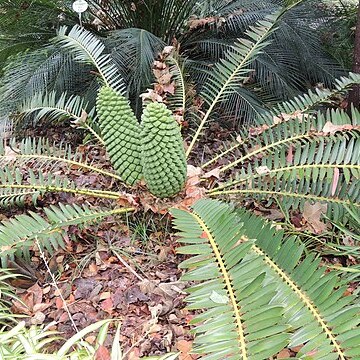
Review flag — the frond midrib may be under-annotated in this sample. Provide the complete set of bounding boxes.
[212,164,360,192]
[0,154,122,181]
[251,244,346,359]
[21,105,77,119]
[0,184,120,200]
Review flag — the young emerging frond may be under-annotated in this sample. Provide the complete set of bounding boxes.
[54,25,125,94]
[173,199,360,359]
[166,55,187,116]
[0,204,133,262]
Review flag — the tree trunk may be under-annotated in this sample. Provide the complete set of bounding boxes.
[348,0,360,107]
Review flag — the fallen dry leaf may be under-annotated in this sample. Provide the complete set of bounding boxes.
[55,297,63,310]
[188,16,217,29]
[277,348,292,358]
[100,298,113,313]
[162,82,176,94]
[286,145,294,164]
[249,124,269,136]
[177,339,194,360]
[153,61,167,70]
[331,167,340,196]
[30,311,46,325]
[303,201,328,234]
[202,167,221,179]
[99,291,111,300]
[163,46,174,55]
[291,344,304,353]
[3,145,18,160]
[140,89,164,103]
[95,345,110,360]
[127,347,140,360]
[117,192,140,208]
[321,121,355,135]
[255,166,271,175]
[273,115,282,125]
[187,165,202,179]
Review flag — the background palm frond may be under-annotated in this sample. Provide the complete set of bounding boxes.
[0,0,76,72]
[54,25,125,94]
[106,28,166,115]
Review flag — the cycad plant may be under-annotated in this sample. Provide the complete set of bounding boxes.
[0,6,359,358]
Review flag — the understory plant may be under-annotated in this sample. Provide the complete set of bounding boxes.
[0,4,359,359]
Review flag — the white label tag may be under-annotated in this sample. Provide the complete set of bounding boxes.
[73,0,88,13]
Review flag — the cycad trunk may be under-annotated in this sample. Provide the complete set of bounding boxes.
[348,0,360,107]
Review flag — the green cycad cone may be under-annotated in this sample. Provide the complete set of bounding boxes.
[96,87,142,186]
[141,102,187,198]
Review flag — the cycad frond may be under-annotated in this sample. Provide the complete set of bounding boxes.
[18,91,104,144]
[0,166,120,208]
[54,25,125,94]
[107,28,165,113]
[219,107,359,172]
[19,91,91,123]
[0,137,120,182]
[0,204,133,261]
[172,201,288,360]
[0,269,22,325]
[166,55,187,116]
[331,202,360,242]
[258,72,360,125]
[0,47,96,129]
[186,12,281,157]
[173,199,360,359]
[0,0,74,69]
[208,109,360,221]
[203,80,360,170]
[217,86,269,126]
[87,0,198,40]
[0,189,40,209]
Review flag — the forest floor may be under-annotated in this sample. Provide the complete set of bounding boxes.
[2,122,358,359]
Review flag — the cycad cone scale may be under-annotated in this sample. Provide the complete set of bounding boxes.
[96,87,143,186]
[141,102,187,198]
